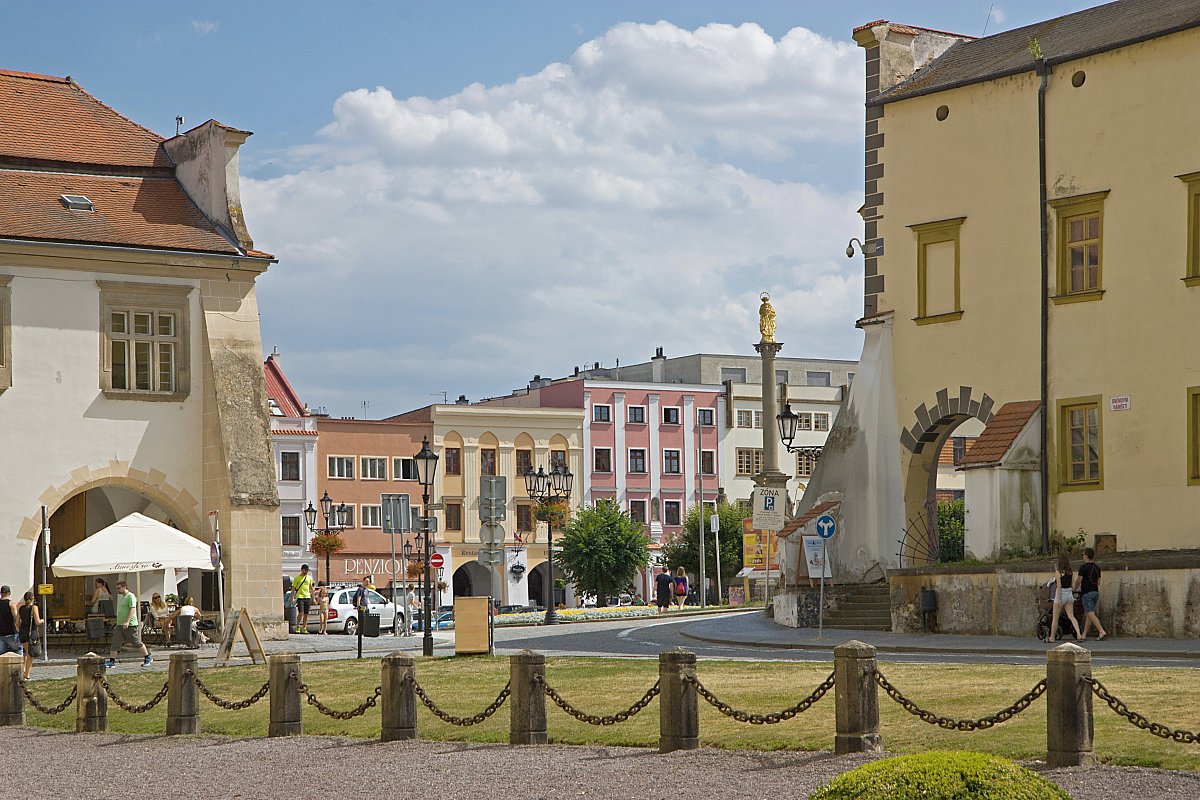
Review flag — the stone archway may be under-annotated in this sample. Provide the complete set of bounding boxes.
[899,386,997,565]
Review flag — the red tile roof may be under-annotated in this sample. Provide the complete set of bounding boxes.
[0,69,171,169]
[959,401,1040,467]
[264,355,306,418]
[779,500,841,538]
[0,170,238,254]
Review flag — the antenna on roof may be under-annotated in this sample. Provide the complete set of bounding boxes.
[982,2,995,37]
[175,115,185,136]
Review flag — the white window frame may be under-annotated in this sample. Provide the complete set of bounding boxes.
[393,457,418,481]
[98,280,191,401]
[628,499,647,525]
[627,405,646,424]
[281,515,302,546]
[328,455,354,479]
[360,504,383,529]
[697,408,715,426]
[361,456,388,480]
[662,448,682,474]
[700,449,716,476]
[280,451,302,482]
[663,500,682,527]
[593,447,613,473]
[592,404,612,423]
[662,406,681,425]
[339,505,357,528]
[628,448,647,474]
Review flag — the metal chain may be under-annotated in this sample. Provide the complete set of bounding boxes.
[535,674,660,725]
[873,668,1046,731]
[1087,677,1200,744]
[16,678,77,715]
[408,675,510,726]
[187,669,271,710]
[685,672,834,724]
[293,674,381,720]
[94,673,170,714]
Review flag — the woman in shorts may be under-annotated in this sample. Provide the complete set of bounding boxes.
[1050,554,1083,642]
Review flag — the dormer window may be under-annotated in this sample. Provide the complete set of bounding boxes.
[60,194,94,211]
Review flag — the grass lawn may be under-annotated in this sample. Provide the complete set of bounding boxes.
[21,657,1200,769]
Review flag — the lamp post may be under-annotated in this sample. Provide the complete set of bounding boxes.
[525,462,573,625]
[413,436,440,657]
[776,403,826,465]
[304,490,348,585]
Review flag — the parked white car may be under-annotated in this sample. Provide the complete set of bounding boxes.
[306,587,403,635]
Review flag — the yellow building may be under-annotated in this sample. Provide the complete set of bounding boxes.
[848,2,1200,561]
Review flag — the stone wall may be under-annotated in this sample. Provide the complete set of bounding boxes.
[890,550,1200,638]
[773,585,855,629]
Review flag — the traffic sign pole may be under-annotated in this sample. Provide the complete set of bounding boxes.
[815,514,837,639]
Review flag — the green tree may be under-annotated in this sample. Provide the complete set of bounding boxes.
[936,499,965,562]
[661,503,745,599]
[554,501,650,606]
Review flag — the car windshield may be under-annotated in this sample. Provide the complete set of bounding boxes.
[368,590,387,604]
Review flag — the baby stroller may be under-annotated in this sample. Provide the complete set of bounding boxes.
[1036,579,1085,641]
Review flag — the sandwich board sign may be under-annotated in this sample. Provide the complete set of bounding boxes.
[214,608,266,667]
[751,487,785,531]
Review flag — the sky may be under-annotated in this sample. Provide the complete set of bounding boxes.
[4,1,1097,417]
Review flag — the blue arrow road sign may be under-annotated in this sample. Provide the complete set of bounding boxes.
[815,514,837,539]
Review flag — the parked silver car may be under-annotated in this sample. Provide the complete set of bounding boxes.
[306,587,403,635]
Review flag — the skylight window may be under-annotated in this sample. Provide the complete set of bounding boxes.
[60,194,94,211]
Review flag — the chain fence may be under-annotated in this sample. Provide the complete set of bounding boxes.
[536,674,660,726]
[872,668,1046,731]
[16,678,76,715]
[94,673,170,714]
[685,672,835,725]
[1086,677,1200,744]
[186,670,271,710]
[293,674,382,720]
[408,676,510,726]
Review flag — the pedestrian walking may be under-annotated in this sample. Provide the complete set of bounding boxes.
[291,564,314,634]
[0,586,20,656]
[18,591,42,678]
[1050,554,1083,642]
[105,580,152,667]
[1076,547,1108,641]
[654,566,673,614]
[316,582,330,635]
[673,567,689,611]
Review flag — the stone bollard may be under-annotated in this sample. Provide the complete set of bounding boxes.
[166,651,200,735]
[0,653,24,726]
[658,647,699,754]
[1047,642,1095,767]
[834,640,882,754]
[268,653,302,737]
[76,654,107,732]
[381,653,417,742]
[509,650,547,745]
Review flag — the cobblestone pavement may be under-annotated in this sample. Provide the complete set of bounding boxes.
[4,728,1196,799]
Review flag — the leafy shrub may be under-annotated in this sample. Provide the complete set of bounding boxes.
[808,752,1070,800]
[936,500,965,562]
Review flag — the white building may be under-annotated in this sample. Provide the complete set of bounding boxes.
[265,354,319,579]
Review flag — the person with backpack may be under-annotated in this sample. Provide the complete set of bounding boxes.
[673,567,689,611]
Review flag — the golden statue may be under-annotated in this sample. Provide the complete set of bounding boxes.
[758,292,776,342]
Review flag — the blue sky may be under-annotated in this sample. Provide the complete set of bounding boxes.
[4,1,1096,416]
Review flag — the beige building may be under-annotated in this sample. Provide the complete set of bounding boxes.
[789,2,1200,586]
[0,70,284,635]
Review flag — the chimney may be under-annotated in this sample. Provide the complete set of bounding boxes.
[164,120,256,251]
[651,346,666,383]
[573,366,580,376]
[593,362,600,370]
[456,394,469,405]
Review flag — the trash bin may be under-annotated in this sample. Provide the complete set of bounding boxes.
[362,612,381,638]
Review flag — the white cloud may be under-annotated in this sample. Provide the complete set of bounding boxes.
[248,21,865,415]
[190,20,219,35]
[990,6,1007,26]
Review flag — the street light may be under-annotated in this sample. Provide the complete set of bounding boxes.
[413,436,439,657]
[525,462,573,624]
[777,402,824,473]
[304,490,348,585]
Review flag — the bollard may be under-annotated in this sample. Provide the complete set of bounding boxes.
[381,653,417,742]
[268,653,303,737]
[658,647,699,753]
[1047,642,1095,767]
[76,654,107,732]
[166,651,200,735]
[834,640,882,754]
[509,650,547,745]
[0,653,23,726]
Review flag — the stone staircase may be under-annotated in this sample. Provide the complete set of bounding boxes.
[822,583,892,631]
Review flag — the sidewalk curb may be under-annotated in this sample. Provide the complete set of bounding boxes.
[677,627,1200,660]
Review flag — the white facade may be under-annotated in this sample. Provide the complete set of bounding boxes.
[272,419,319,578]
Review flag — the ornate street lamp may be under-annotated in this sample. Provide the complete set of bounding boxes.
[525,462,573,624]
[413,437,439,657]
[304,490,348,585]
[777,402,825,467]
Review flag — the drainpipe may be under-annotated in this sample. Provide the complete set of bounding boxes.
[1036,58,1051,554]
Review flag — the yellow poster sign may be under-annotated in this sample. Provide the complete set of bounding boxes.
[741,518,778,570]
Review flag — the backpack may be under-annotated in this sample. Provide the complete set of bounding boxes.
[674,576,688,596]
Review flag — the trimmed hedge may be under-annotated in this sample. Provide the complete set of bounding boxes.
[809,752,1071,800]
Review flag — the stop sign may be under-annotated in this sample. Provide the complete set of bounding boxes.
[429,553,445,569]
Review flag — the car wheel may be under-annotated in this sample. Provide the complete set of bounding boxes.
[344,616,359,637]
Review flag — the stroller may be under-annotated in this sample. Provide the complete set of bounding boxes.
[1036,579,1085,641]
